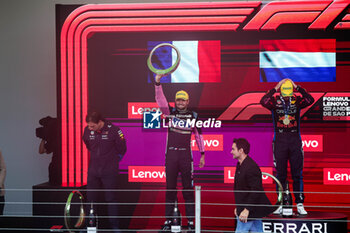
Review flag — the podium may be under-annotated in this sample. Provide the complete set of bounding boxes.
[263,212,347,233]
[32,174,141,232]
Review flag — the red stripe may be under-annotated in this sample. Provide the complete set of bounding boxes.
[261,12,320,30]
[260,39,336,52]
[66,15,77,186]
[73,8,255,18]
[74,27,82,186]
[335,21,350,29]
[81,28,89,185]
[68,42,75,187]
[60,28,68,187]
[69,2,261,11]
[198,41,221,83]
[78,16,246,25]
[60,4,81,186]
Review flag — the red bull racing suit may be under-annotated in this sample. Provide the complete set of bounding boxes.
[260,86,314,203]
[83,121,126,232]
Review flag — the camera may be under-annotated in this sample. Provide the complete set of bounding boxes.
[36,116,58,153]
[36,116,57,139]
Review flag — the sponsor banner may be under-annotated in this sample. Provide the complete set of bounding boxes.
[263,221,336,233]
[128,166,166,182]
[322,96,350,121]
[324,168,350,185]
[271,134,323,152]
[224,167,273,184]
[128,102,174,119]
[301,135,323,152]
[191,134,223,151]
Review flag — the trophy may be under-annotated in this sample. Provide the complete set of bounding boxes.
[147,43,181,76]
[64,190,85,233]
[261,172,283,213]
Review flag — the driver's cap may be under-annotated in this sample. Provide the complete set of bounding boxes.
[175,90,189,100]
[281,80,294,97]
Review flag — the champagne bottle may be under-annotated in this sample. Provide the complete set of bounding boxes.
[171,201,181,233]
[87,202,97,233]
[282,181,293,218]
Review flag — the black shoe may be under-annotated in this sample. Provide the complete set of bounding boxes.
[159,220,171,232]
[187,220,195,233]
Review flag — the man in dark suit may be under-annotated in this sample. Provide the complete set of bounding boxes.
[232,138,273,232]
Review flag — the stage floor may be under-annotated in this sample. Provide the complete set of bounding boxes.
[0,211,347,233]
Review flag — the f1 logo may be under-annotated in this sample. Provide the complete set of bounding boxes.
[143,111,161,129]
[243,0,350,30]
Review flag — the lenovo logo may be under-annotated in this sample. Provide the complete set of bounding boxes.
[301,135,323,152]
[324,168,350,185]
[224,167,273,184]
[191,134,223,151]
[128,166,166,182]
[128,102,174,119]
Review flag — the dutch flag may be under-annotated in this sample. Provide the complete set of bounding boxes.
[260,39,336,82]
[148,40,221,83]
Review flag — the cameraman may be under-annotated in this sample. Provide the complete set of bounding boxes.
[36,116,61,185]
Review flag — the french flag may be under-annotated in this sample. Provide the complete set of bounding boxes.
[260,39,336,82]
[148,40,221,83]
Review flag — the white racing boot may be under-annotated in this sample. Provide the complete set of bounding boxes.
[297,203,308,215]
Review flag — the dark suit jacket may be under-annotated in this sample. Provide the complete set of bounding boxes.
[234,156,274,219]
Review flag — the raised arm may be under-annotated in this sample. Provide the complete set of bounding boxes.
[297,85,314,109]
[155,74,170,115]
[286,79,314,109]
[260,79,287,110]
[260,88,277,110]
